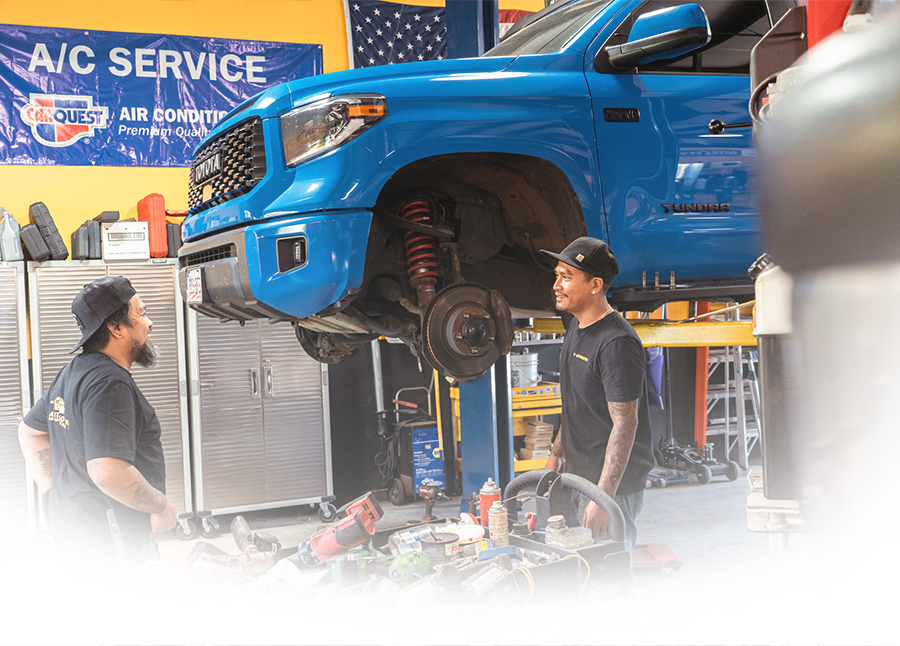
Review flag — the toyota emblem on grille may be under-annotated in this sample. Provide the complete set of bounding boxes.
[194,151,223,186]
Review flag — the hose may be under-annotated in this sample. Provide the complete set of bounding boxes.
[749,71,779,125]
[502,469,551,515]
[502,469,626,543]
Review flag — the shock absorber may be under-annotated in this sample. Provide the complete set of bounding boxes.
[399,197,438,308]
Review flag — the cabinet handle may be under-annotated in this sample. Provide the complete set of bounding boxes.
[250,367,259,397]
[265,366,274,397]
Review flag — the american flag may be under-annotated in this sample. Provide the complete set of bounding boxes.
[499,8,533,39]
[346,0,448,68]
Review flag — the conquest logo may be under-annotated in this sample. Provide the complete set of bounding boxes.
[662,203,731,213]
[20,93,109,147]
[194,152,222,185]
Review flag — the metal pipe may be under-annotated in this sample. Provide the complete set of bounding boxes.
[299,315,373,335]
[675,300,756,324]
[371,338,386,418]
[344,307,413,338]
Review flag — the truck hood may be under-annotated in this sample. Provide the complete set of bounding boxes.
[200,56,517,146]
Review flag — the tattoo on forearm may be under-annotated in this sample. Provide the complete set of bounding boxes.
[37,448,53,482]
[600,400,639,494]
[132,484,167,514]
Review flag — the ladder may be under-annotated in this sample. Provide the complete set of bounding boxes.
[705,342,761,469]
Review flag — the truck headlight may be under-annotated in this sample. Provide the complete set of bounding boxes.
[281,94,388,167]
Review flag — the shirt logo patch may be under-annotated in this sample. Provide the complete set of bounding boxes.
[573,352,589,362]
[48,396,70,429]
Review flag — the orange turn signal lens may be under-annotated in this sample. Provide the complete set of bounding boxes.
[348,104,385,118]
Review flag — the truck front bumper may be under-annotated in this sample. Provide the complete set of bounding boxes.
[178,209,373,321]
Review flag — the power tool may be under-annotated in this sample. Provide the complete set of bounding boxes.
[330,549,431,587]
[297,492,383,567]
[417,484,449,522]
[231,515,275,575]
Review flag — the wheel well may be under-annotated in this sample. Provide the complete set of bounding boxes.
[373,153,588,311]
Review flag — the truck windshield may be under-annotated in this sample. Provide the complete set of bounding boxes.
[484,0,614,57]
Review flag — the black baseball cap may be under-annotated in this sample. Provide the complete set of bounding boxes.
[540,237,619,285]
[69,276,137,354]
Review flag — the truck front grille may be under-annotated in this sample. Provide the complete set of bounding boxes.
[180,244,236,269]
[188,118,266,215]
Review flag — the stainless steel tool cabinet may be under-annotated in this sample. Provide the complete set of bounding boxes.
[186,310,333,515]
[0,262,34,530]
[27,260,192,515]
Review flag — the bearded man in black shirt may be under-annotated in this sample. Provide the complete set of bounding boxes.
[18,276,176,566]
[540,238,653,551]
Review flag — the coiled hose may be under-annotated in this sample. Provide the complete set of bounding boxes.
[503,469,626,543]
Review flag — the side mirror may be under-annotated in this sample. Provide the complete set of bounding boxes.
[604,4,711,70]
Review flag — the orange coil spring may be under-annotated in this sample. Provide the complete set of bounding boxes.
[400,198,438,289]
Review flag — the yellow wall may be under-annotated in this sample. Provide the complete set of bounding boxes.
[0,0,545,247]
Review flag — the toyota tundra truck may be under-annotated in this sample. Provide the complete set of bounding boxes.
[179,0,779,380]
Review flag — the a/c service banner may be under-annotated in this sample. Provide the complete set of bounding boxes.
[0,24,322,167]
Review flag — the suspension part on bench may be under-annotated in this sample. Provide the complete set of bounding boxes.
[400,197,438,308]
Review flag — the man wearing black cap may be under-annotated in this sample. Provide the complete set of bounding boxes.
[18,276,176,565]
[540,237,653,550]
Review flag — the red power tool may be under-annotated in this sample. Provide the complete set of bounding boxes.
[418,484,449,522]
[297,492,383,567]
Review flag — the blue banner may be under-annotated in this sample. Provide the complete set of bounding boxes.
[0,24,322,166]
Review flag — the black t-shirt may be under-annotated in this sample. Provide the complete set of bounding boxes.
[24,352,166,562]
[559,312,654,495]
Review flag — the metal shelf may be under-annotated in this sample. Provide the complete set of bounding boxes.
[512,338,563,347]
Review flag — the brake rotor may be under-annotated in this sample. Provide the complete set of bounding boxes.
[422,283,513,381]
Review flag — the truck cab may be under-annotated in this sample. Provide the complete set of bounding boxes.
[179,0,783,379]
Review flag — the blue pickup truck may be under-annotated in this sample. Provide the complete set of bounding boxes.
[179,0,777,379]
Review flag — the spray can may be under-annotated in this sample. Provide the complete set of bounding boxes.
[479,478,502,527]
[488,500,509,548]
[0,208,24,261]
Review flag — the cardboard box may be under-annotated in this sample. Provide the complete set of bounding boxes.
[513,416,538,436]
[525,422,554,442]
[525,436,552,449]
[526,420,553,433]
[102,221,150,261]
[519,448,551,460]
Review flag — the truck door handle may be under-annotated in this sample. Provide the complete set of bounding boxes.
[265,367,274,397]
[250,367,260,397]
[708,119,752,135]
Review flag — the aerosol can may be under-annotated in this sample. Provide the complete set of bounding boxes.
[479,478,501,527]
[488,501,509,547]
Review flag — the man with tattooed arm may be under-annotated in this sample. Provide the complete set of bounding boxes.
[540,238,654,550]
[18,276,176,566]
